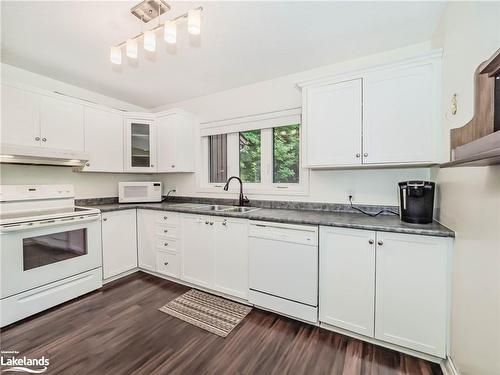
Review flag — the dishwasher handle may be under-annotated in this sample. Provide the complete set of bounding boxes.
[249,223,318,246]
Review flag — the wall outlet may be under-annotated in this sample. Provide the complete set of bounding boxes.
[347,190,355,202]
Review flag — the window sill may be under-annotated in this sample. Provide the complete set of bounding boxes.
[196,185,310,197]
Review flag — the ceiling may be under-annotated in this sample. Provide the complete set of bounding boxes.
[1,1,446,109]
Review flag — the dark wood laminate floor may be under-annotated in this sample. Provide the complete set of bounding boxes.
[1,272,442,375]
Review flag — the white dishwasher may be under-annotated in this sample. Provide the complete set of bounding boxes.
[248,221,318,323]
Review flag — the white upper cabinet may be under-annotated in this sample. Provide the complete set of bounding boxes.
[300,52,441,168]
[1,84,84,151]
[1,85,40,147]
[124,117,157,172]
[363,64,436,164]
[303,79,362,167]
[156,111,196,173]
[39,95,84,151]
[83,107,124,172]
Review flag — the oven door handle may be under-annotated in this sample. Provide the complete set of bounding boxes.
[0,214,101,233]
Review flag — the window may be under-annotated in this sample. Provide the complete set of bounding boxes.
[209,134,227,183]
[273,124,299,183]
[239,130,261,183]
[200,109,308,194]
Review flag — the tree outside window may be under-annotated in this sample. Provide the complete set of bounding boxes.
[239,130,261,183]
[273,124,299,183]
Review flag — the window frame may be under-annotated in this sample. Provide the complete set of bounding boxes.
[199,126,309,196]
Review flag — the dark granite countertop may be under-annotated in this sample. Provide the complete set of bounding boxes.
[85,202,455,238]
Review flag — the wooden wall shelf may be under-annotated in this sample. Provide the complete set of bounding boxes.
[446,49,500,167]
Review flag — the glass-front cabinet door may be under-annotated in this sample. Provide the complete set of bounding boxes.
[124,118,156,172]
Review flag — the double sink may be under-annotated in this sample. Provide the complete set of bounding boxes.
[170,203,260,214]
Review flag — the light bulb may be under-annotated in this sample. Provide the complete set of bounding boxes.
[143,30,156,52]
[126,39,138,59]
[164,20,177,44]
[110,46,122,65]
[188,8,201,35]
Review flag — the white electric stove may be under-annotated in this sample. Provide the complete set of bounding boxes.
[0,184,103,327]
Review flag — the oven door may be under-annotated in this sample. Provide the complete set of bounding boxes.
[0,215,102,298]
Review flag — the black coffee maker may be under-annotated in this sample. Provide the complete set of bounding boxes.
[398,181,435,224]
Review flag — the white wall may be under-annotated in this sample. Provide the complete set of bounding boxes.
[1,63,146,112]
[431,2,500,375]
[0,164,155,199]
[0,64,156,199]
[156,42,436,205]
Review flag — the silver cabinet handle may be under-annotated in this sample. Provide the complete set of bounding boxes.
[171,165,175,168]
[163,229,168,233]
[222,220,227,226]
[42,137,47,142]
[368,239,374,244]
[210,222,214,225]
[85,162,90,167]
[163,216,168,220]
[164,242,168,246]
[164,262,169,266]
[151,164,154,167]
[35,137,40,141]
[356,153,360,158]
[364,153,368,157]
[103,218,107,221]
[378,240,383,246]
[205,221,209,225]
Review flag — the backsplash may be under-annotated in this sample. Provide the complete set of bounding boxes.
[76,195,399,215]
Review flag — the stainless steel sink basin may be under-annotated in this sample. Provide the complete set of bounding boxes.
[171,203,260,214]
[169,203,212,209]
[197,205,260,213]
[222,206,261,213]
[201,205,234,211]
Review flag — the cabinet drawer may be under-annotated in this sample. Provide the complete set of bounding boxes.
[155,212,179,225]
[157,251,180,278]
[156,237,178,252]
[155,225,178,238]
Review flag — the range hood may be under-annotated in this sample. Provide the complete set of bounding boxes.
[0,144,89,167]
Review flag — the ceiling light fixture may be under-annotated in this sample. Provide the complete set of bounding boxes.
[110,46,122,65]
[143,30,156,52]
[187,8,201,35]
[126,39,138,59]
[110,1,203,65]
[164,20,176,44]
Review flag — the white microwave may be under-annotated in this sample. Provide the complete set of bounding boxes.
[118,182,162,203]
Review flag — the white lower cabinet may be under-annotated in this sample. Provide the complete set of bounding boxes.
[156,251,180,278]
[101,210,138,279]
[319,226,451,358]
[137,210,180,273]
[181,214,248,299]
[137,210,158,272]
[319,227,375,337]
[374,232,450,358]
[213,217,248,299]
[181,215,215,287]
